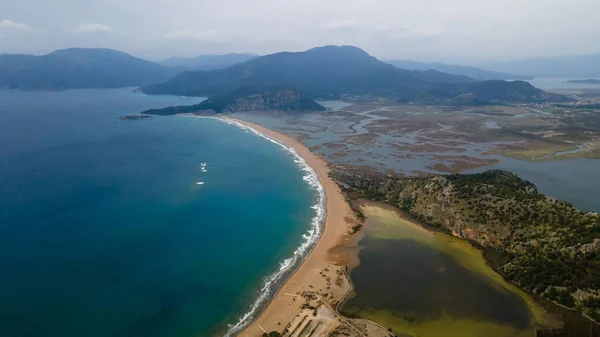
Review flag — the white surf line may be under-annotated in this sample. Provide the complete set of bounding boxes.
[176,114,327,337]
[220,117,326,337]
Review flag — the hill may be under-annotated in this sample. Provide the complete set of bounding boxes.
[142,45,473,99]
[141,45,566,105]
[0,48,179,90]
[486,54,600,78]
[385,60,531,81]
[333,169,600,323]
[158,53,258,70]
[142,87,325,115]
[567,79,600,84]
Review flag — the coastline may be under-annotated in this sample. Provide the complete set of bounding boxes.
[221,116,355,337]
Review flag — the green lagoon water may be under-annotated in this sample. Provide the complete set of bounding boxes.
[341,207,544,337]
[0,89,322,337]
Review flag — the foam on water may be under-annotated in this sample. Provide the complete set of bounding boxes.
[216,117,326,337]
[179,116,326,336]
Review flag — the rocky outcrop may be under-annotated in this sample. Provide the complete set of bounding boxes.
[580,239,600,253]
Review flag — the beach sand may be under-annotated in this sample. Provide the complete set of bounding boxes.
[223,117,356,337]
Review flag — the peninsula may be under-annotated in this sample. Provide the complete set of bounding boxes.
[142,87,325,115]
[226,117,600,337]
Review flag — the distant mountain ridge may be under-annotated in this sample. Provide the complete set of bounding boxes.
[0,48,178,90]
[142,45,566,105]
[159,53,258,70]
[486,54,600,78]
[567,79,600,84]
[385,60,531,81]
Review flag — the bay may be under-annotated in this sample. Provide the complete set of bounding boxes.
[0,89,318,337]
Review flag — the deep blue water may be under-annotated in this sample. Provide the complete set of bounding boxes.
[0,89,319,337]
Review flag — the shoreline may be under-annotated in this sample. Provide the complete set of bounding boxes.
[220,116,355,337]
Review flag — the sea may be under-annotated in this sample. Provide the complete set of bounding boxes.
[0,88,324,337]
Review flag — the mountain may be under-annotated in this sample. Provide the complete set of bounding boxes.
[385,60,531,81]
[158,53,258,70]
[142,87,325,115]
[567,79,600,84]
[486,54,600,78]
[333,168,600,324]
[0,48,179,90]
[141,45,566,105]
[142,45,473,98]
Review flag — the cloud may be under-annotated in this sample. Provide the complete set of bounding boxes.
[321,20,359,31]
[162,29,219,41]
[0,20,32,31]
[74,23,112,34]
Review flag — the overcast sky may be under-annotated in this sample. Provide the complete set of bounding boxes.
[1,0,599,64]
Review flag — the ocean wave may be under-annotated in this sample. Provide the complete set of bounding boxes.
[217,118,327,337]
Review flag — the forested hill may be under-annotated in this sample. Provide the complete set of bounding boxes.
[0,48,179,90]
[141,45,566,105]
[333,169,600,323]
[142,87,325,115]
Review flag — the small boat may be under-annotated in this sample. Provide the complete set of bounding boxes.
[196,182,205,185]
[201,163,207,167]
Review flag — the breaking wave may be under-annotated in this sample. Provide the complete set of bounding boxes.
[219,118,326,337]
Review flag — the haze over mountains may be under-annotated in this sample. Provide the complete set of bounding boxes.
[0,48,178,90]
[0,45,576,105]
[384,60,530,81]
[158,53,258,71]
[142,45,565,105]
[485,54,600,78]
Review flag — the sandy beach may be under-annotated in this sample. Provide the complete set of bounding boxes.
[222,117,356,337]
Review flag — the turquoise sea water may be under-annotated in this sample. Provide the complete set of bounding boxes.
[0,89,321,337]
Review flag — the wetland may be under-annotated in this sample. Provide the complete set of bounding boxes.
[340,206,549,337]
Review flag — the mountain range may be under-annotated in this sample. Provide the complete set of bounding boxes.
[485,54,600,78]
[142,45,566,105]
[384,60,530,81]
[0,46,572,105]
[158,53,258,70]
[0,48,178,90]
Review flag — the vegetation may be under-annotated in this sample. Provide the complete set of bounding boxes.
[555,103,600,110]
[141,45,567,105]
[262,331,283,337]
[332,169,600,322]
[142,87,324,115]
[0,48,178,90]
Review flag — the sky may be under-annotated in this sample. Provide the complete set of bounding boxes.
[1,0,599,64]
